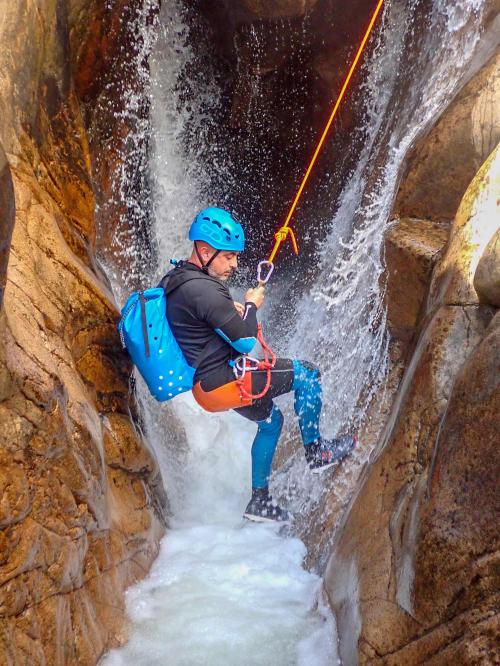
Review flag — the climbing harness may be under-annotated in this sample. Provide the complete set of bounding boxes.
[259,0,385,283]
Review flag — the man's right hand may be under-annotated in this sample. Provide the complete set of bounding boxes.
[245,286,265,310]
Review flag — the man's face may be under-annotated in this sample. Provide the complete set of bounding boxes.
[207,250,239,281]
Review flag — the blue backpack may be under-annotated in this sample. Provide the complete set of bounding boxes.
[118,274,207,402]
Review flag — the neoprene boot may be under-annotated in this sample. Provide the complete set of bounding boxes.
[243,487,291,523]
[305,435,357,473]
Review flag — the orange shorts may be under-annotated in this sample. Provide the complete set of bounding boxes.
[192,373,253,412]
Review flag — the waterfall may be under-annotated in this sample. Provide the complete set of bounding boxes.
[102,3,338,665]
[100,0,491,663]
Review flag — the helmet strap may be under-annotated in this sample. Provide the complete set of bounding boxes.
[194,241,220,274]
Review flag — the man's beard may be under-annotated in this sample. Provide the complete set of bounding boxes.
[208,267,232,281]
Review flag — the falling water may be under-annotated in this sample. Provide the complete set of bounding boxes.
[100,0,492,663]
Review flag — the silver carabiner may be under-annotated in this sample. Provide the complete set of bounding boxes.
[257,260,274,286]
[234,356,246,380]
[232,355,261,380]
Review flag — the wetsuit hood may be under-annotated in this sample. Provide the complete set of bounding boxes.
[162,260,219,295]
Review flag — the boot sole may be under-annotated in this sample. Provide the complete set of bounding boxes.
[309,451,355,473]
[243,512,291,524]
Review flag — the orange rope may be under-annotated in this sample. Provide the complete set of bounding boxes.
[267,0,385,265]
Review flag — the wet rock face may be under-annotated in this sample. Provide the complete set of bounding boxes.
[325,303,492,663]
[0,1,165,664]
[383,218,449,345]
[225,0,320,20]
[395,51,500,223]
[413,311,500,656]
[70,0,159,287]
[325,89,500,663]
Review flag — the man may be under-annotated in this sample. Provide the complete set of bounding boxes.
[160,207,356,523]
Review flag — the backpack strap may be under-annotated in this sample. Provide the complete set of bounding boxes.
[139,292,151,359]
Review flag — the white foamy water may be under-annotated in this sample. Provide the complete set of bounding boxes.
[100,0,492,662]
[103,522,336,666]
[102,397,338,666]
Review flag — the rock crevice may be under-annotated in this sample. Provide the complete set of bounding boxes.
[324,50,500,664]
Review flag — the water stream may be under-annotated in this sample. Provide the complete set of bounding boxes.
[100,0,491,663]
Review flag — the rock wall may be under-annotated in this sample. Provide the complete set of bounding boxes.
[1,1,498,663]
[0,2,165,664]
[394,51,500,223]
[324,50,500,665]
[70,0,159,286]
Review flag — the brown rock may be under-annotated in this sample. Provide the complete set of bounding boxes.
[0,2,165,664]
[324,304,492,664]
[240,0,319,19]
[414,311,500,627]
[395,51,500,222]
[428,143,500,310]
[0,451,31,529]
[201,0,320,27]
[474,228,500,306]
[325,134,500,663]
[384,218,449,344]
[0,143,15,310]
[380,312,500,665]
[103,413,156,475]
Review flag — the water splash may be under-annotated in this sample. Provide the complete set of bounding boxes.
[94,0,160,294]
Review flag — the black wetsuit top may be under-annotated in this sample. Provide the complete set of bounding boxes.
[158,261,258,382]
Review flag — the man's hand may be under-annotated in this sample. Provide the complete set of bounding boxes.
[234,301,245,317]
[245,286,265,310]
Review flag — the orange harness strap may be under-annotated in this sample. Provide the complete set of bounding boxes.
[192,325,277,411]
[192,376,253,412]
[235,324,276,401]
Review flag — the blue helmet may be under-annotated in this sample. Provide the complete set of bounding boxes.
[189,207,245,252]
